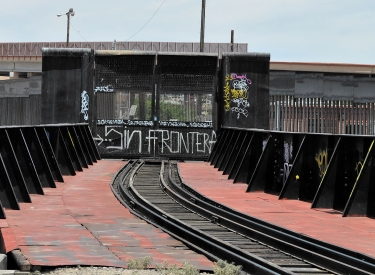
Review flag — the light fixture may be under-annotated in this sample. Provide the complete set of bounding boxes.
[57,8,75,47]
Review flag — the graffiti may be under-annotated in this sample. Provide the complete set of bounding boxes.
[80,91,89,121]
[160,121,188,127]
[96,120,214,128]
[315,149,328,178]
[282,141,293,183]
[94,126,216,155]
[284,141,293,163]
[97,119,154,126]
[188,122,213,128]
[232,98,250,108]
[159,121,213,128]
[94,85,114,93]
[223,75,232,112]
[230,107,248,118]
[223,73,252,119]
[230,73,252,85]
[283,163,293,184]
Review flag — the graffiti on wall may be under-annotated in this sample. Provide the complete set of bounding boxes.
[283,140,293,183]
[315,148,328,178]
[223,73,251,119]
[80,91,89,121]
[94,85,114,93]
[94,125,216,155]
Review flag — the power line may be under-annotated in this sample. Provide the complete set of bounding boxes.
[70,23,88,42]
[125,0,167,41]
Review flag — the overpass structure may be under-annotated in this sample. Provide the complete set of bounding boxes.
[0,41,248,78]
[2,41,375,78]
[2,41,375,136]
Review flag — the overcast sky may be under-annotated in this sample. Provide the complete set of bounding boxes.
[1,0,374,64]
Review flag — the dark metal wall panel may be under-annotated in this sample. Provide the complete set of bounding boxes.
[228,132,254,181]
[222,131,248,176]
[7,128,44,195]
[157,53,217,93]
[220,53,270,130]
[95,53,155,91]
[22,128,56,188]
[0,154,19,211]
[35,127,64,182]
[41,48,94,125]
[343,140,375,217]
[0,129,31,203]
[80,126,100,162]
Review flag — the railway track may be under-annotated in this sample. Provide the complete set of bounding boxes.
[111,160,375,275]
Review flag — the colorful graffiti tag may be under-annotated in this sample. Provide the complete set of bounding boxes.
[223,73,252,119]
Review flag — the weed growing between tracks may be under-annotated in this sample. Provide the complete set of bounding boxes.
[213,260,242,275]
[36,257,243,275]
[126,257,242,275]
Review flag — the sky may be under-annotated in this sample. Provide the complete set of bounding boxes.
[1,0,374,64]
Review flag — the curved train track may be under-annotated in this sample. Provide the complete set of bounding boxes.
[111,160,375,275]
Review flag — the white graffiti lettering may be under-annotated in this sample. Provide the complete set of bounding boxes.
[283,163,293,184]
[94,85,114,93]
[96,127,216,155]
[80,91,89,121]
[97,119,154,126]
[231,107,249,119]
[232,98,250,108]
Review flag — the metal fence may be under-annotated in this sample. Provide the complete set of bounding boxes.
[270,97,375,135]
[269,72,375,135]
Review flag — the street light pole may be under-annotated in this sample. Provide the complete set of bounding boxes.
[57,8,75,48]
[200,0,206,52]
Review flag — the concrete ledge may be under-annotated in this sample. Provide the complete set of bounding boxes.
[0,254,6,270]
[8,251,30,272]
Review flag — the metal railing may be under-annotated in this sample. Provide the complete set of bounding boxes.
[270,96,375,135]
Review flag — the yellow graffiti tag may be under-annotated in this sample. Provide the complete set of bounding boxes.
[225,75,233,82]
[231,88,247,99]
[223,75,233,112]
[315,149,328,178]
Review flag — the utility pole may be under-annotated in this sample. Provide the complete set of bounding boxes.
[200,0,206,52]
[231,30,234,52]
[57,8,75,48]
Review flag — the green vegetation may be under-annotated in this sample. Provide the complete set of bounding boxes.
[155,260,200,275]
[126,257,243,275]
[127,256,153,270]
[213,260,242,275]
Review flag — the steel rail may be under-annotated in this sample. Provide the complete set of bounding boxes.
[165,161,375,274]
[113,160,297,274]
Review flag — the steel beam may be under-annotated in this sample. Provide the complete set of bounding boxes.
[0,129,31,203]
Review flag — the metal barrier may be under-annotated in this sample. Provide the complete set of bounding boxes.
[209,128,375,218]
[0,124,100,218]
[269,71,375,135]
